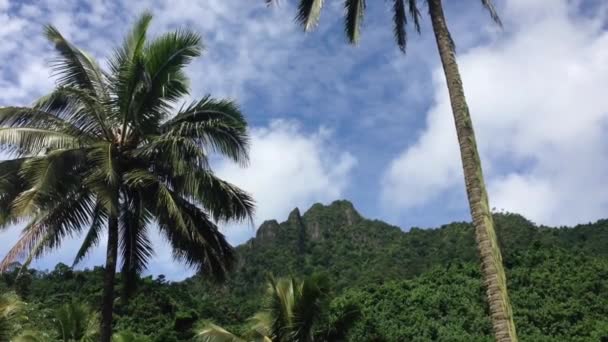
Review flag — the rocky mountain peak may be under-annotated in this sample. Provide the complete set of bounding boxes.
[255,219,281,242]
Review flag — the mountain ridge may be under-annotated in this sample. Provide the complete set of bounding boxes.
[4,199,608,340]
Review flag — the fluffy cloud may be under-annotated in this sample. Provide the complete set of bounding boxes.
[382,0,608,226]
[215,120,357,244]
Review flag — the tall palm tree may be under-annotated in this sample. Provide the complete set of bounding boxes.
[0,12,255,342]
[197,275,347,342]
[266,0,516,341]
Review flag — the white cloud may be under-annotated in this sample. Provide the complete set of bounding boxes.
[382,0,608,226]
[216,120,357,243]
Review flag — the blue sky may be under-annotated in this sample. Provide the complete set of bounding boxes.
[0,0,607,279]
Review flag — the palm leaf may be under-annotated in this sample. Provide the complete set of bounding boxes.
[73,202,107,266]
[480,0,502,26]
[135,29,202,128]
[0,189,95,272]
[35,87,111,139]
[109,11,153,72]
[160,96,249,165]
[139,185,235,280]
[134,135,210,176]
[196,323,245,342]
[0,105,83,136]
[0,158,29,229]
[0,127,83,156]
[393,0,407,52]
[53,302,99,342]
[11,148,87,216]
[296,0,324,31]
[119,191,153,297]
[44,25,106,97]
[344,0,365,44]
[179,170,255,223]
[86,142,119,187]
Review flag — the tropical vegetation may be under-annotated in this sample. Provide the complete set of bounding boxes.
[0,4,603,342]
[197,275,355,342]
[265,1,516,340]
[1,202,608,341]
[0,12,254,342]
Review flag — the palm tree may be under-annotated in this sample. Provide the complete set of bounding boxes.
[12,302,99,342]
[52,302,99,342]
[0,292,24,341]
[266,1,517,341]
[197,275,348,342]
[0,12,255,342]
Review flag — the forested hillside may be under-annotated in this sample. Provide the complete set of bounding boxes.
[2,200,607,341]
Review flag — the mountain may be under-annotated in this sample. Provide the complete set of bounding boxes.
[2,200,608,341]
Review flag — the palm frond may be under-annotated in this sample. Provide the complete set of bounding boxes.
[11,148,87,217]
[344,0,366,44]
[137,29,202,124]
[0,158,29,229]
[109,51,149,144]
[393,0,407,52]
[35,87,111,139]
[107,13,154,145]
[408,0,421,33]
[480,0,502,27]
[178,170,255,224]
[119,191,153,297]
[392,0,420,53]
[138,183,235,280]
[160,96,249,165]
[0,189,95,272]
[134,135,209,176]
[0,127,83,156]
[290,277,324,341]
[262,276,293,340]
[73,202,107,266]
[196,323,245,342]
[44,25,106,96]
[86,142,119,187]
[110,11,153,72]
[0,105,81,136]
[296,0,324,31]
[53,302,100,342]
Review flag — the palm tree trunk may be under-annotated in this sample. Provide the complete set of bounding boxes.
[427,0,517,341]
[100,214,118,342]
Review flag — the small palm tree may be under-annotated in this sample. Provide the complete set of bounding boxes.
[266,1,516,340]
[0,12,254,342]
[53,302,99,342]
[12,302,98,342]
[197,275,349,342]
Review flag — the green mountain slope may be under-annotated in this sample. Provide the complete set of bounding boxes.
[2,200,608,341]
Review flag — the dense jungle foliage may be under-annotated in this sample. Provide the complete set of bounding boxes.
[2,200,607,341]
